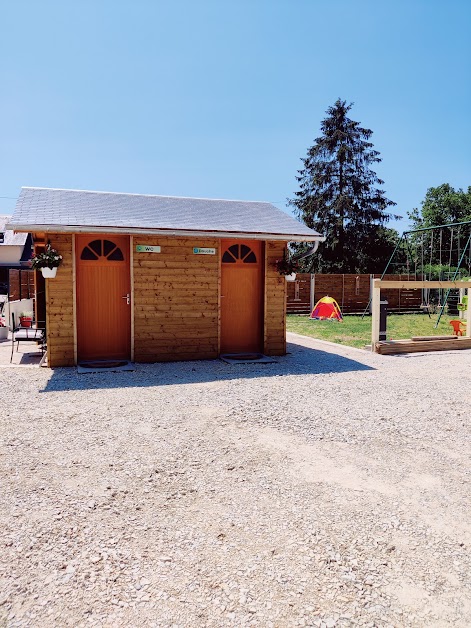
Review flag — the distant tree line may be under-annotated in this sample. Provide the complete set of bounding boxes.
[406,184,471,278]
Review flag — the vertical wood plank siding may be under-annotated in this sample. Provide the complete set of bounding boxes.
[133,237,219,362]
[46,234,75,367]
[264,241,287,355]
[43,234,288,366]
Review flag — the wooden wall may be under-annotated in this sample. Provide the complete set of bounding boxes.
[45,234,75,367]
[42,234,289,366]
[264,241,287,355]
[133,236,220,362]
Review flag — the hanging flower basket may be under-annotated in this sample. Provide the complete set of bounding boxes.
[30,244,63,278]
[275,251,301,278]
[41,266,58,278]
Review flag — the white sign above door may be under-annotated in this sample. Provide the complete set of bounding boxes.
[136,245,161,253]
[193,247,216,255]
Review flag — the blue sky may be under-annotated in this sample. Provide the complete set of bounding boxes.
[1,0,470,233]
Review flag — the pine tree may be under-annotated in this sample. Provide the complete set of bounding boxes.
[289,99,398,273]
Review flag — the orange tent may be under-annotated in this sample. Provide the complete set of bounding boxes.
[310,296,343,321]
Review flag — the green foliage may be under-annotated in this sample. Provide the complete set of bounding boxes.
[275,251,301,275]
[404,185,471,276]
[30,245,63,270]
[421,264,464,280]
[288,99,399,273]
[408,184,471,230]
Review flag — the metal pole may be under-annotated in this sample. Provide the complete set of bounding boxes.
[404,219,471,236]
[361,234,405,318]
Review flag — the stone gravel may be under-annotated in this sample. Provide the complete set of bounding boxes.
[0,332,470,627]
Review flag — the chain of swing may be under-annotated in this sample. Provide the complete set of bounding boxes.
[361,221,471,320]
[408,225,471,325]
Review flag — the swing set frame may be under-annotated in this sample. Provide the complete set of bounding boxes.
[371,220,471,353]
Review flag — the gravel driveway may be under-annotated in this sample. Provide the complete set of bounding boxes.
[1,333,470,627]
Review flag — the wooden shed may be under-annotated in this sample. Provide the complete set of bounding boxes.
[7,187,323,367]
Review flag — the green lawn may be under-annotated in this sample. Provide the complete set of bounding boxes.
[286,313,460,349]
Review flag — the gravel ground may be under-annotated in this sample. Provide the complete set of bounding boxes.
[1,332,470,628]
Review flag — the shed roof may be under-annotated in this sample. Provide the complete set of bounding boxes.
[0,215,28,246]
[8,187,323,242]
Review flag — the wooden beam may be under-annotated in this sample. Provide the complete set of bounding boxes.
[375,337,471,355]
[374,279,471,289]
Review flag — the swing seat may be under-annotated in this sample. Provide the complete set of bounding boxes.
[449,320,467,336]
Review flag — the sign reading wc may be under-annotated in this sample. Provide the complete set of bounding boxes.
[193,247,216,255]
[136,245,161,253]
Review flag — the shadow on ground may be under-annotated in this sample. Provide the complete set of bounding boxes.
[0,336,44,366]
[41,341,374,393]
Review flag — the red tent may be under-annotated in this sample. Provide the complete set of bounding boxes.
[310,296,343,321]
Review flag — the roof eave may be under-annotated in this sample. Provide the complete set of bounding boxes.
[6,223,325,243]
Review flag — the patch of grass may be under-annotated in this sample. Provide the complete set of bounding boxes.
[287,313,461,349]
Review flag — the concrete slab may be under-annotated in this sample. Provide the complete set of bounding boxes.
[220,353,277,364]
[0,333,46,367]
[77,360,134,374]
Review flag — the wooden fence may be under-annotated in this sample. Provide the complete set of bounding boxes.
[8,269,35,301]
[287,274,425,315]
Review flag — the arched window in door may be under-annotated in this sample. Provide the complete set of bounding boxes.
[80,239,124,261]
[222,243,257,264]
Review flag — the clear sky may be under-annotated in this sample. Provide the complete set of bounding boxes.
[1,0,470,233]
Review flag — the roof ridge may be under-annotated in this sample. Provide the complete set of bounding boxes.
[21,187,272,205]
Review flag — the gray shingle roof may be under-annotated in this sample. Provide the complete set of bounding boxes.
[8,187,323,241]
[0,215,28,246]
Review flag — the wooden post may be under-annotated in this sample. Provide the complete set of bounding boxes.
[369,274,374,313]
[467,287,471,338]
[130,235,135,362]
[310,274,315,312]
[371,279,381,351]
[72,235,77,365]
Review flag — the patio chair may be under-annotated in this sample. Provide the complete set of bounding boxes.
[10,313,46,362]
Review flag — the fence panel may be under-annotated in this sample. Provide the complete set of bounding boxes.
[8,269,20,301]
[287,273,424,314]
[8,269,34,301]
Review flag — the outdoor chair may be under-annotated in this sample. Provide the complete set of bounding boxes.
[10,313,46,362]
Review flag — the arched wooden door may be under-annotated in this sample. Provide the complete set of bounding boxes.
[220,240,263,354]
[76,235,131,361]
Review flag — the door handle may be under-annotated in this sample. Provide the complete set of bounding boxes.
[122,293,130,305]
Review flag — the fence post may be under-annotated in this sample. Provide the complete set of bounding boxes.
[369,275,374,313]
[310,274,315,312]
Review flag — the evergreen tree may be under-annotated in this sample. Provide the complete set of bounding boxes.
[289,99,399,273]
